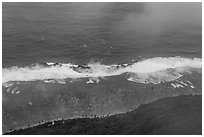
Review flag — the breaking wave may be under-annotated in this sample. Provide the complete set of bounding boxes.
[2,57,202,86]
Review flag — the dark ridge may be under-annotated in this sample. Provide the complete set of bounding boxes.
[5,95,202,135]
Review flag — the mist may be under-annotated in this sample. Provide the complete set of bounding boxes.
[116,3,201,35]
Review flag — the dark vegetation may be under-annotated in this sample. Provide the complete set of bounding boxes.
[5,95,202,135]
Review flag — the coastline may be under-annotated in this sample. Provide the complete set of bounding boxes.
[5,94,202,135]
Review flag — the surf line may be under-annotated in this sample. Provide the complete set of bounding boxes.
[2,57,202,85]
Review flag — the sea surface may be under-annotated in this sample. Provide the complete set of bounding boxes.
[2,3,202,133]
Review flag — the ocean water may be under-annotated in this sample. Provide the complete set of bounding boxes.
[2,3,202,133]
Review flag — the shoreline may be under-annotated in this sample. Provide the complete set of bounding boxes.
[4,94,202,135]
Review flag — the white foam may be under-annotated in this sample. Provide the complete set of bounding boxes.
[125,57,201,74]
[2,57,202,85]
[186,80,193,85]
[86,79,94,84]
[11,87,18,94]
[3,82,14,88]
[86,77,100,84]
[55,79,66,84]
[6,87,12,93]
[185,80,195,88]
[46,62,55,65]
[29,102,33,105]
[171,83,184,88]
[190,85,195,88]
[43,79,56,84]
[177,80,188,86]
[127,69,183,84]
[16,91,20,94]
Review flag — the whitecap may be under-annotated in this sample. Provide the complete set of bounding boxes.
[177,80,188,86]
[86,79,94,84]
[190,85,195,88]
[43,79,56,83]
[55,79,66,84]
[171,83,184,88]
[46,62,55,66]
[186,80,193,85]
[11,87,18,94]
